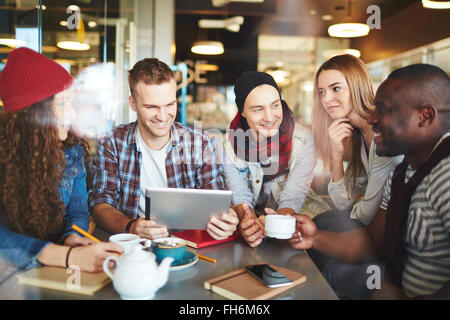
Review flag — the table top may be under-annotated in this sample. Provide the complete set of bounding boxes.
[0,228,337,300]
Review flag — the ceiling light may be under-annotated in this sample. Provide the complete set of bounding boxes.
[422,0,450,9]
[212,0,264,7]
[328,23,370,38]
[321,15,333,21]
[88,21,97,28]
[322,48,361,59]
[60,20,68,27]
[191,41,224,55]
[226,23,241,32]
[265,68,291,85]
[198,16,244,33]
[0,38,26,47]
[68,5,80,11]
[328,1,370,38]
[57,41,90,51]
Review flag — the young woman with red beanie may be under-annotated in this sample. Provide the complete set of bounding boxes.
[0,47,122,272]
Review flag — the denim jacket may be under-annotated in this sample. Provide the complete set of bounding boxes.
[0,144,90,269]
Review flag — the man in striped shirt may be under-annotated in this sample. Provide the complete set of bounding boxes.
[289,63,450,299]
[89,58,238,240]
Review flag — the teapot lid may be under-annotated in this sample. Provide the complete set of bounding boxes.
[122,245,155,262]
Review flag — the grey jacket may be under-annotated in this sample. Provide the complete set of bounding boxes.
[216,124,330,215]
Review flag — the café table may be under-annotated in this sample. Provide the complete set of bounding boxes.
[0,228,338,300]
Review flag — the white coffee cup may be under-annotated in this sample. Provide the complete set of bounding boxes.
[265,215,296,240]
[109,233,145,254]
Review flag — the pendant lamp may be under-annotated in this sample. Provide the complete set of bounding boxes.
[328,0,370,38]
[191,41,224,55]
[422,0,450,9]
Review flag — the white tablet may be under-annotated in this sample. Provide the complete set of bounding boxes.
[144,187,232,229]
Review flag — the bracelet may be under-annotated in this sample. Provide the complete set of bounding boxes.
[65,246,74,268]
[125,218,137,233]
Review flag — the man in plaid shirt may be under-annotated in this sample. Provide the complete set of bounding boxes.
[89,58,238,240]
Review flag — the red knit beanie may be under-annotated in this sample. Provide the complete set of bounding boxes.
[0,47,73,112]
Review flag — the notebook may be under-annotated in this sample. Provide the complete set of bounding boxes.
[17,266,111,296]
[172,230,240,248]
[204,263,307,300]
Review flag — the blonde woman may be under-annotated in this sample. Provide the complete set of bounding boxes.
[307,54,403,272]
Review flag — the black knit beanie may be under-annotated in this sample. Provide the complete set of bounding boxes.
[234,71,281,113]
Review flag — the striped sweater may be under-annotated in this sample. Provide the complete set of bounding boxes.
[380,153,450,297]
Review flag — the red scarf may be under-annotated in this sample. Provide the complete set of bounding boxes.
[228,100,294,182]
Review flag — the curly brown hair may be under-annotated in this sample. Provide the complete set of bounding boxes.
[0,97,89,242]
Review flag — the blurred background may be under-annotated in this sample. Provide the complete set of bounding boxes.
[0,0,449,132]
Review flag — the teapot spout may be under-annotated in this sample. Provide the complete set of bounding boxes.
[157,257,174,289]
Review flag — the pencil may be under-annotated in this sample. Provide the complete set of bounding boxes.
[196,254,216,264]
[72,224,101,243]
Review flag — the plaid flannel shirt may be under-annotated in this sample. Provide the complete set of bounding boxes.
[88,121,225,219]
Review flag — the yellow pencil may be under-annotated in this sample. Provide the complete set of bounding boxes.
[72,224,101,243]
[196,254,216,264]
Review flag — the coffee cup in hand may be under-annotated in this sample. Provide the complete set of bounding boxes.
[264,215,296,240]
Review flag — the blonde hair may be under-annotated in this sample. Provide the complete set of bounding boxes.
[312,54,375,197]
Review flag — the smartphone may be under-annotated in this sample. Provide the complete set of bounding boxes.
[245,264,293,288]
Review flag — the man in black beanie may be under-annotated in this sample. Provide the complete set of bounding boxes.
[234,71,282,113]
[220,70,329,247]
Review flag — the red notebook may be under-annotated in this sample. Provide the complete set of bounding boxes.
[172,230,240,248]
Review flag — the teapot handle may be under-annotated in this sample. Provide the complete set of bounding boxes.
[103,255,119,280]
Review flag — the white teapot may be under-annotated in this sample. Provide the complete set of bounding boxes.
[103,244,173,300]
